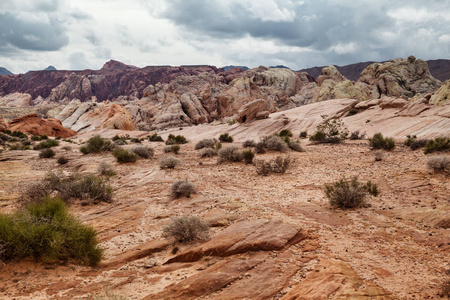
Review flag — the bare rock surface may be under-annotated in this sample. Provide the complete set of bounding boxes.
[0,92,32,107]
[430,79,450,105]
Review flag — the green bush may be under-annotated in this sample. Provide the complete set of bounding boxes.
[424,137,450,154]
[368,133,395,150]
[148,133,164,142]
[165,134,187,145]
[279,129,293,138]
[34,139,59,150]
[241,150,255,164]
[0,197,103,265]
[309,115,349,144]
[21,172,113,205]
[112,148,137,163]
[10,131,27,139]
[131,146,154,159]
[325,178,375,209]
[160,156,181,169]
[164,145,180,154]
[80,135,115,154]
[163,216,209,243]
[39,148,55,158]
[219,133,233,143]
[299,131,308,138]
[218,146,243,162]
[172,180,197,198]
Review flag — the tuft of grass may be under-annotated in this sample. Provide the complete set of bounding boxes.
[368,133,395,151]
[0,197,103,265]
[424,137,450,154]
[163,216,209,243]
[171,180,197,198]
[131,146,154,159]
[112,148,137,164]
[219,133,233,143]
[218,146,243,163]
[160,155,181,169]
[427,156,450,173]
[39,148,55,158]
[80,135,115,154]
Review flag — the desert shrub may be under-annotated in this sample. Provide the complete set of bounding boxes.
[21,139,32,146]
[98,162,117,176]
[241,150,255,164]
[279,129,293,138]
[39,148,55,158]
[409,139,428,150]
[31,135,42,141]
[218,146,243,162]
[57,156,69,165]
[131,146,154,159]
[374,151,384,161]
[347,108,358,116]
[424,137,450,154]
[299,131,308,138]
[219,133,233,143]
[368,133,395,150]
[200,148,217,157]
[171,180,197,198]
[34,139,59,150]
[164,144,180,154]
[160,155,181,169]
[243,140,256,148]
[148,133,164,142]
[349,130,366,140]
[165,134,187,145]
[255,156,292,175]
[130,138,141,144]
[288,141,305,152]
[427,156,450,173]
[21,172,113,204]
[9,143,30,150]
[0,197,103,265]
[256,135,289,153]
[195,138,218,150]
[163,216,209,243]
[325,178,371,209]
[112,148,137,163]
[10,131,27,139]
[0,132,12,142]
[80,136,114,154]
[309,115,349,143]
[113,139,127,146]
[364,181,379,196]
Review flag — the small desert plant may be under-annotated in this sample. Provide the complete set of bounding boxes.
[349,130,366,140]
[31,135,42,141]
[219,133,233,143]
[288,141,305,152]
[160,155,181,169]
[57,156,69,165]
[424,137,450,154]
[427,156,450,173]
[113,139,127,146]
[164,145,180,154]
[80,135,114,154]
[148,133,164,142]
[279,129,293,138]
[195,138,218,150]
[112,148,137,164]
[347,108,358,116]
[163,216,209,243]
[325,177,372,209]
[131,146,154,159]
[299,131,308,138]
[34,139,59,150]
[374,151,384,161]
[9,131,27,139]
[255,156,292,175]
[130,138,141,144]
[39,148,55,158]
[404,135,428,150]
[98,162,117,176]
[309,115,349,143]
[0,197,103,265]
[243,140,256,148]
[241,150,255,164]
[200,148,217,157]
[256,135,289,153]
[171,180,197,198]
[8,143,30,150]
[218,146,243,162]
[368,133,395,150]
[165,134,187,145]
[364,181,379,196]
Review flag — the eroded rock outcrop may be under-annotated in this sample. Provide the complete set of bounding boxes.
[8,113,77,137]
[0,93,32,107]
[430,79,450,105]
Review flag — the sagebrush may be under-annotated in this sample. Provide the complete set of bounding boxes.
[163,216,209,243]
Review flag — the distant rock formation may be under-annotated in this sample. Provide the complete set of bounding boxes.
[0,67,13,76]
[222,65,249,71]
[0,93,32,107]
[430,80,450,105]
[43,66,57,71]
[7,114,77,138]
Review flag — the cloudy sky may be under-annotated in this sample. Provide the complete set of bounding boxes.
[1,0,449,74]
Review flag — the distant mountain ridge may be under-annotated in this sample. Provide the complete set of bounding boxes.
[300,59,450,82]
[223,65,249,71]
[0,67,13,75]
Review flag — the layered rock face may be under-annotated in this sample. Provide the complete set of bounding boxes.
[7,114,77,137]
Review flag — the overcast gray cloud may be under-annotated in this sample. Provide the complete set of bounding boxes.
[0,0,449,73]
